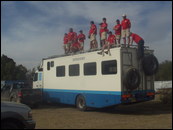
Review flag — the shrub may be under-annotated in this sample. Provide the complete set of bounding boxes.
[158,88,172,104]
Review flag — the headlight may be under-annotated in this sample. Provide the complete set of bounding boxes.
[28,111,33,119]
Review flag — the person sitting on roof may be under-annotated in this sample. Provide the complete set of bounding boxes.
[98,31,116,56]
[70,39,81,54]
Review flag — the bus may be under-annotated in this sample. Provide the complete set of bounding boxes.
[33,45,158,111]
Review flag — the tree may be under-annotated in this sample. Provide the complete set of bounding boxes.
[1,55,16,80]
[14,65,27,80]
[1,54,28,80]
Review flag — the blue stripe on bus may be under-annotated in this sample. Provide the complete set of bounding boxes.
[42,89,122,108]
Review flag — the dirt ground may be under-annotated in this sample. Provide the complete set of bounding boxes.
[32,95,172,129]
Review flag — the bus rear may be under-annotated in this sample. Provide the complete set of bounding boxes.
[120,46,158,104]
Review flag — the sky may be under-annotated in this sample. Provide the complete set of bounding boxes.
[1,1,172,70]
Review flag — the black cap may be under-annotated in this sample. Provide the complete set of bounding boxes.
[90,21,94,24]
[116,19,120,22]
[79,30,83,32]
[103,17,106,20]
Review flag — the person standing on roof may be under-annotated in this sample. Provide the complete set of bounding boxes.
[130,32,145,59]
[67,28,75,49]
[67,28,78,53]
[121,14,131,47]
[113,19,121,46]
[63,33,69,54]
[100,18,108,47]
[78,30,86,52]
[98,31,116,56]
[88,21,98,50]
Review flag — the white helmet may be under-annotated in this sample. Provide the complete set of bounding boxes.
[122,14,126,17]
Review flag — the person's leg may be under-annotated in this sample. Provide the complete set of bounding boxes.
[116,35,120,46]
[94,39,98,49]
[127,36,130,47]
[94,40,97,49]
[90,41,93,50]
[123,38,126,46]
[122,30,126,46]
[100,37,102,48]
[140,40,144,58]
[138,41,144,59]
[127,29,131,46]
[118,35,121,45]
[101,40,103,48]
[107,44,110,52]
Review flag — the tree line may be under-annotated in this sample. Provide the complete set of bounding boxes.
[155,60,172,81]
[1,54,172,81]
[1,55,34,81]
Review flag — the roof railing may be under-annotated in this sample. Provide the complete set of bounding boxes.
[44,44,150,60]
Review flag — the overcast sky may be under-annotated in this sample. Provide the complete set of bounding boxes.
[1,1,172,70]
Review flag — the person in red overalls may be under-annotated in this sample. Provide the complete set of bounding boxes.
[130,32,145,59]
[98,31,116,56]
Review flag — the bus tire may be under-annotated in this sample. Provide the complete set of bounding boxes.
[142,54,159,76]
[124,68,141,90]
[76,95,87,111]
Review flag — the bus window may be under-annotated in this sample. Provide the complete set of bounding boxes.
[38,73,42,81]
[102,60,117,75]
[84,62,96,76]
[51,61,54,67]
[33,73,38,81]
[47,62,50,70]
[56,66,65,77]
[69,64,79,76]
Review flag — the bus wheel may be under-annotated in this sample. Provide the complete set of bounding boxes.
[76,95,87,111]
[142,54,159,76]
[124,67,141,90]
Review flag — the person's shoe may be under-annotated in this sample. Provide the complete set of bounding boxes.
[97,52,102,55]
[105,51,109,54]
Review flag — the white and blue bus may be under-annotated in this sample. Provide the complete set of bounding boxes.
[33,46,158,111]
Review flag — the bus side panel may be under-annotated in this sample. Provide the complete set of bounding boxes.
[84,92,121,108]
[42,89,121,108]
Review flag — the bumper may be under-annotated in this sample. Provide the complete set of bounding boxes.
[121,91,155,104]
[24,120,36,129]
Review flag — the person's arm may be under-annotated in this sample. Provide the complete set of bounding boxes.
[129,20,131,29]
